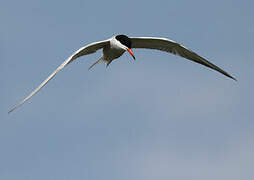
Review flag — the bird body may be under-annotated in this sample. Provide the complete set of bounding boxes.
[9,34,236,113]
[103,40,125,65]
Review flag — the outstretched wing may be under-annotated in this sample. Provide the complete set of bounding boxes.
[9,40,109,113]
[131,37,236,81]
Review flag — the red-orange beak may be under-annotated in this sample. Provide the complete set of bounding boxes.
[127,48,136,60]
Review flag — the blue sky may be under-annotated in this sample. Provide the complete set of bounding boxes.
[1,0,254,179]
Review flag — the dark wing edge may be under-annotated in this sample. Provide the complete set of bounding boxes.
[131,37,236,81]
[8,40,109,114]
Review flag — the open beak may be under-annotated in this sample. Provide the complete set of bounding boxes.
[127,48,136,60]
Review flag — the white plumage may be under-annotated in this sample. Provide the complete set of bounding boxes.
[9,34,236,113]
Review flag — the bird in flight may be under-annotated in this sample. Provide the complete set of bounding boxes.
[9,34,236,113]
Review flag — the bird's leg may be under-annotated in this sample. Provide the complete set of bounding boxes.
[106,60,113,68]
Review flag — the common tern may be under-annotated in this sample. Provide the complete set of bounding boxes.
[9,34,236,113]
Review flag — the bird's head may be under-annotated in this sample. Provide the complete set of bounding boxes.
[115,34,135,60]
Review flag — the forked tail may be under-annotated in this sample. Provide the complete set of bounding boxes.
[88,58,104,70]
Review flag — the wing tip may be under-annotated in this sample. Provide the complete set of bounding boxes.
[231,76,237,82]
[224,72,237,82]
[8,102,24,114]
[8,106,18,114]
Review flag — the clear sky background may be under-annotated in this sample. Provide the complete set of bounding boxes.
[1,0,253,179]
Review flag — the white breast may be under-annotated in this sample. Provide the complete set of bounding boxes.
[103,37,126,61]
